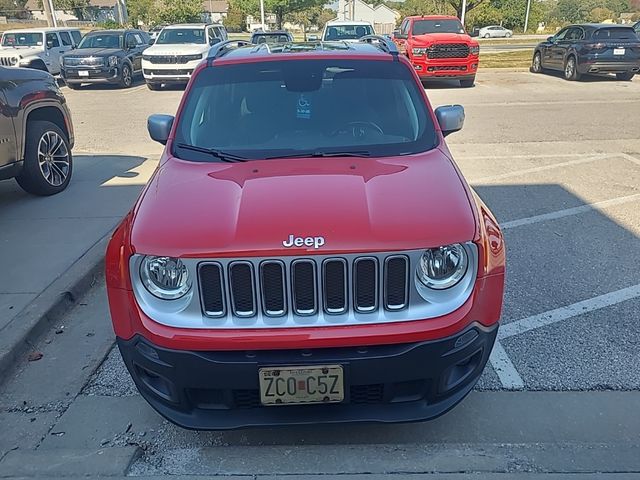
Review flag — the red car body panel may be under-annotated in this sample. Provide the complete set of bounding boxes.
[395,15,480,80]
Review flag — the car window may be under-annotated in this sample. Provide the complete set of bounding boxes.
[566,27,584,41]
[70,30,82,45]
[253,34,290,44]
[156,28,206,44]
[593,27,636,40]
[554,28,569,41]
[133,33,144,45]
[324,24,372,40]
[46,33,60,48]
[59,31,72,46]
[174,59,436,161]
[78,33,123,49]
[400,19,409,36]
[412,19,465,35]
[1,32,43,46]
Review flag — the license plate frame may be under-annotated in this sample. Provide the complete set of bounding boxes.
[259,365,344,406]
[613,48,625,56]
[78,70,89,77]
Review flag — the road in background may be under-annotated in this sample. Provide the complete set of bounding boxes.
[1,71,639,478]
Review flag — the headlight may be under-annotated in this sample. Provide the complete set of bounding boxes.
[412,47,427,56]
[469,45,480,55]
[9,56,18,65]
[107,55,118,67]
[142,54,151,61]
[184,53,203,61]
[416,244,468,290]
[140,256,192,300]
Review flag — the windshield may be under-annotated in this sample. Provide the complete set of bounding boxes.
[174,59,436,161]
[323,24,373,40]
[78,33,123,49]
[156,28,206,45]
[252,34,291,44]
[1,32,44,47]
[412,19,465,35]
[593,28,636,40]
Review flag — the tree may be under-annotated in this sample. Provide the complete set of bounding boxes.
[286,6,334,38]
[397,0,454,20]
[589,7,615,22]
[224,1,246,31]
[0,0,28,18]
[154,0,203,24]
[265,0,326,29]
[126,0,155,26]
[447,0,487,19]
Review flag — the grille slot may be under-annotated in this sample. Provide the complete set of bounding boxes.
[350,384,384,404]
[427,43,470,59]
[323,259,347,314]
[199,263,225,317]
[292,260,317,315]
[354,258,378,313]
[260,261,286,316]
[384,256,409,311]
[229,262,256,317]
[233,389,260,409]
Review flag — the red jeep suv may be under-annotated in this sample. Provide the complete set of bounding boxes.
[394,15,480,87]
[106,37,505,429]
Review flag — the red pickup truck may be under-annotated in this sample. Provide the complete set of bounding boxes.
[394,15,480,87]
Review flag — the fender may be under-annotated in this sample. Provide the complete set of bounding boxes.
[20,57,49,72]
[17,100,72,161]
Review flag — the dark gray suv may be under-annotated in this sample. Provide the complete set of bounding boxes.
[0,66,74,195]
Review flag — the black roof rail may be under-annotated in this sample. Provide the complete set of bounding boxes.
[207,40,251,60]
[359,35,399,55]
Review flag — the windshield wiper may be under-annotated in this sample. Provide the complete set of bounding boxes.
[264,150,372,160]
[175,143,249,163]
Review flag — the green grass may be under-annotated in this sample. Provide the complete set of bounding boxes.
[480,50,533,68]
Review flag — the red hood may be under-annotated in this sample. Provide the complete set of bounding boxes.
[411,33,475,46]
[130,149,476,258]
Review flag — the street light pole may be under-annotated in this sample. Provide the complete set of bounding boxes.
[260,0,265,30]
[524,0,532,33]
[460,0,467,26]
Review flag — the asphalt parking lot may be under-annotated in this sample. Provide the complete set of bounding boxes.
[1,70,639,478]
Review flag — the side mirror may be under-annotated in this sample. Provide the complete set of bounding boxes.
[209,37,221,46]
[308,34,318,41]
[435,105,464,137]
[148,114,174,145]
[393,29,400,36]
[149,38,155,45]
[46,41,54,49]
[547,36,554,42]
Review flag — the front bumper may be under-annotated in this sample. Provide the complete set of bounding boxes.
[142,61,196,83]
[411,56,479,79]
[61,66,121,84]
[117,323,497,430]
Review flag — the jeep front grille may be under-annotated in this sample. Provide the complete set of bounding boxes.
[0,57,18,66]
[427,43,470,59]
[198,254,409,320]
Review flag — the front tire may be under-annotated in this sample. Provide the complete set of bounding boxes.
[16,120,72,196]
[119,63,133,88]
[531,52,543,73]
[460,77,475,88]
[616,72,634,81]
[66,82,81,90]
[484,33,490,38]
[564,56,580,81]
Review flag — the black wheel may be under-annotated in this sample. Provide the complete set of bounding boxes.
[616,72,634,81]
[66,82,81,90]
[460,77,475,88]
[564,56,580,81]
[484,33,490,38]
[16,120,72,196]
[506,32,512,38]
[146,82,162,90]
[119,63,133,88]
[530,52,543,73]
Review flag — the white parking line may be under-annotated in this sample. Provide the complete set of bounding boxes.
[122,85,147,94]
[470,154,607,183]
[501,193,640,230]
[499,283,640,341]
[462,153,593,160]
[489,340,524,390]
[621,152,640,167]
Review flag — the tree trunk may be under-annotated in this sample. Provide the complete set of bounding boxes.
[276,7,284,29]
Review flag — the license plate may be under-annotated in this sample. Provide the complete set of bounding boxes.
[78,70,89,77]
[259,365,344,406]
[614,48,625,56]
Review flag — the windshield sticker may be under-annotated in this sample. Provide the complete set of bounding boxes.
[297,94,311,120]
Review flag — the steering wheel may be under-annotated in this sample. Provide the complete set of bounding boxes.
[330,121,384,138]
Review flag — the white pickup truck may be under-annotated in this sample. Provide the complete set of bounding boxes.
[0,27,81,75]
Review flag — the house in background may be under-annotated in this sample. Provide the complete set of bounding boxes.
[24,0,128,23]
[202,0,228,23]
[336,0,399,34]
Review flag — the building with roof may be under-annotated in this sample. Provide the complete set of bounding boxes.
[202,0,228,23]
[336,0,400,34]
[24,0,128,23]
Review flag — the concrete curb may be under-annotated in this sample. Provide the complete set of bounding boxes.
[0,233,110,380]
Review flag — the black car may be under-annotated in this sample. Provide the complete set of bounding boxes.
[531,24,640,81]
[250,30,294,45]
[61,29,151,89]
[0,66,74,195]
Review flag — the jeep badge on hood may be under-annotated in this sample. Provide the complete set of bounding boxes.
[282,235,325,249]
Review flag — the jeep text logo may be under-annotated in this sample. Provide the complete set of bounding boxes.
[282,235,325,249]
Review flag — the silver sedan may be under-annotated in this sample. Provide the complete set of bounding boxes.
[479,25,513,38]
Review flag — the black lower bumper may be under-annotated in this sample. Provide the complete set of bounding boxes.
[61,67,121,84]
[578,61,640,74]
[117,323,497,430]
[419,73,476,82]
